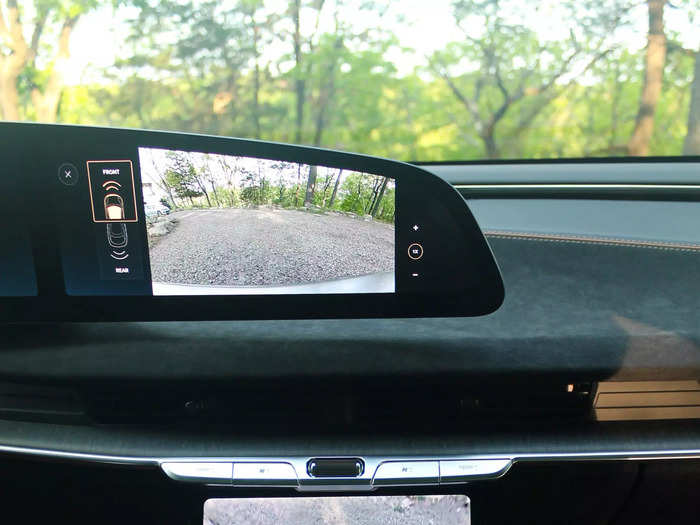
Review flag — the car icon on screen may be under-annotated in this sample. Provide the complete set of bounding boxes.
[104,194,125,220]
[106,223,128,249]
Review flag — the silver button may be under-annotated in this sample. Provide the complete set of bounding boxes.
[373,461,439,486]
[161,462,232,484]
[439,459,511,483]
[233,462,298,487]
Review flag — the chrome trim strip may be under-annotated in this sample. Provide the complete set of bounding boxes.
[454,184,700,190]
[454,182,700,201]
[2,444,700,476]
[2,444,700,465]
[453,182,700,190]
[0,444,153,465]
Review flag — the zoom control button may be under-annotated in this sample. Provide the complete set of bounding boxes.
[233,462,298,487]
[372,461,439,486]
[407,243,423,260]
[439,459,512,483]
[161,462,232,484]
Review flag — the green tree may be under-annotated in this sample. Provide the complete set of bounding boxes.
[628,0,668,155]
[429,0,626,158]
[164,152,203,206]
[0,0,101,121]
[684,50,700,154]
[117,0,277,137]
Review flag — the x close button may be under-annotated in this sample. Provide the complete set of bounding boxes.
[58,163,79,186]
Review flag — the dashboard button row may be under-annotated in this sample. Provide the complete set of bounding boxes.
[161,462,297,486]
[161,458,511,486]
[373,460,439,485]
[373,459,511,485]
[234,462,298,486]
[161,462,233,484]
[439,459,512,483]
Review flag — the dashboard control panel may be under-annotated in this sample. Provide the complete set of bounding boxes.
[160,457,513,490]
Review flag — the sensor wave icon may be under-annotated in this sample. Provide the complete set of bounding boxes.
[106,223,129,261]
[102,180,122,192]
[109,250,129,261]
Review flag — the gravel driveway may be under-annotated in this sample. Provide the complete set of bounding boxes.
[204,495,470,525]
[149,208,394,287]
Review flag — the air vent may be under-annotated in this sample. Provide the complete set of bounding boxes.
[594,380,700,421]
[0,381,595,428]
[81,382,594,428]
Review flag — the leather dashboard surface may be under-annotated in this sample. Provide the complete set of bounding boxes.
[0,212,698,383]
[1,159,699,383]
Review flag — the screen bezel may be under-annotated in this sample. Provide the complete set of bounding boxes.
[1,123,503,320]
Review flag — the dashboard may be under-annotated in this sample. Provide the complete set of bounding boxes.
[0,128,698,523]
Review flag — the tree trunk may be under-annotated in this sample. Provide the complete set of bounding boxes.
[30,17,78,122]
[320,174,333,206]
[481,132,499,159]
[210,180,220,207]
[166,188,176,208]
[304,165,317,206]
[160,180,176,208]
[197,182,211,207]
[252,21,261,140]
[628,0,667,156]
[328,169,342,208]
[370,177,388,218]
[312,36,343,147]
[0,2,31,120]
[0,51,24,120]
[683,51,700,155]
[292,0,305,144]
[609,59,622,150]
[294,164,301,206]
[366,177,381,213]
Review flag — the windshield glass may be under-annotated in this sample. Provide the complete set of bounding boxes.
[1,0,698,161]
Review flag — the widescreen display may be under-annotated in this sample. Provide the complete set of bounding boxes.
[138,148,395,295]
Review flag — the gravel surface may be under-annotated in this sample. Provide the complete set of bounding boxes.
[204,495,470,525]
[149,208,395,286]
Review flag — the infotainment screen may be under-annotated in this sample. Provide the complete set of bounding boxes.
[137,147,396,295]
[1,123,503,319]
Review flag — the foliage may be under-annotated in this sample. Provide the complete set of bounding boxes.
[163,152,203,203]
[143,151,396,222]
[3,0,699,158]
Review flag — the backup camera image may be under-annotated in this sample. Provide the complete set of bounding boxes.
[204,496,471,524]
[138,147,395,295]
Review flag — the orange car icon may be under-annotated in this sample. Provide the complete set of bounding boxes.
[104,194,125,220]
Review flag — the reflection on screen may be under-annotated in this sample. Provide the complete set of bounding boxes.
[204,496,471,524]
[138,148,395,295]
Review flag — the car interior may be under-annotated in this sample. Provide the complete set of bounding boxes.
[1,1,699,524]
[0,123,698,524]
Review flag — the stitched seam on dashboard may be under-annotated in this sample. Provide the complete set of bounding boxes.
[484,231,700,253]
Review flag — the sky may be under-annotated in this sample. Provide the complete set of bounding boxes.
[64,0,699,86]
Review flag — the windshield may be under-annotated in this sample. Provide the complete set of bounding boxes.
[1,0,698,161]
